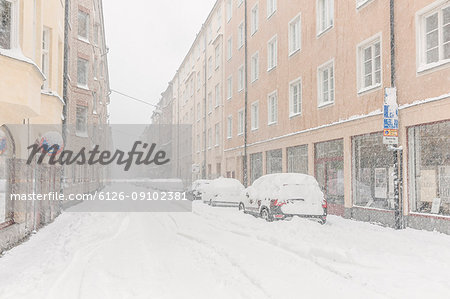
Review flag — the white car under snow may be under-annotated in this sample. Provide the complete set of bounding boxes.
[239,173,327,224]
[201,178,244,207]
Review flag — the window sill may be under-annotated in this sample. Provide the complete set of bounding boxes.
[227,97,232,101]
[76,132,89,138]
[316,25,333,38]
[251,30,258,37]
[251,127,258,131]
[417,59,450,74]
[268,121,277,126]
[77,36,90,44]
[356,0,374,10]
[77,84,90,91]
[318,101,334,109]
[251,78,259,84]
[237,133,243,137]
[358,83,382,95]
[267,11,276,20]
[288,48,301,58]
[289,112,302,118]
[267,65,277,72]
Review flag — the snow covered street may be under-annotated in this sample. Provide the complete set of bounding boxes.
[0,200,449,299]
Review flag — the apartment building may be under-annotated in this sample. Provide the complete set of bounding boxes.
[1,0,66,251]
[159,0,450,233]
[63,0,110,198]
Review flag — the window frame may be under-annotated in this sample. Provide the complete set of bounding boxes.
[215,83,221,107]
[267,0,277,19]
[78,10,90,42]
[41,27,51,90]
[238,64,244,91]
[267,35,278,71]
[251,101,259,130]
[251,51,259,82]
[289,13,302,56]
[251,3,259,35]
[357,33,382,94]
[77,57,89,89]
[289,77,302,117]
[237,108,244,136]
[316,0,334,36]
[76,105,88,136]
[416,1,450,72]
[226,0,232,23]
[227,75,233,100]
[238,21,244,49]
[267,90,278,125]
[317,59,335,107]
[227,115,233,139]
[227,36,233,60]
[0,0,19,50]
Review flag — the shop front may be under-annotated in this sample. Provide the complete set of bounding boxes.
[287,145,308,174]
[250,152,263,184]
[266,149,282,174]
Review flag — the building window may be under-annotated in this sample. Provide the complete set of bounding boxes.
[251,101,259,130]
[93,91,97,114]
[358,35,381,92]
[267,91,278,125]
[0,0,17,50]
[217,6,222,29]
[267,36,277,71]
[78,10,89,41]
[207,128,212,149]
[289,14,301,55]
[251,3,259,35]
[197,103,201,120]
[197,134,201,152]
[208,92,213,113]
[237,109,244,135]
[227,115,233,138]
[317,0,334,35]
[267,0,277,18]
[208,57,213,78]
[227,75,233,99]
[409,121,450,216]
[289,77,302,117]
[417,3,450,70]
[238,65,244,91]
[77,57,89,88]
[226,0,232,22]
[356,0,372,8]
[215,83,221,107]
[353,133,396,210]
[237,0,243,7]
[315,139,344,205]
[42,27,51,90]
[251,52,259,82]
[0,127,13,225]
[215,44,221,69]
[227,36,233,60]
[76,106,88,135]
[208,24,212,43]
[287,145,308,174]
[317,59,334,107]
[238,22,244,49]
[250,152,263,183]
[93,57,98,79]
[215,123,220,146]
[266,149,282,174]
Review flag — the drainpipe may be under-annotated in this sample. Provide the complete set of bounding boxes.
[243,0,249,187]
[203,27,208,179]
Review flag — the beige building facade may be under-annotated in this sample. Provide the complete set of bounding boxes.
[160,0,450,233]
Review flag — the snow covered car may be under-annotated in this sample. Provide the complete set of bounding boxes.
[187,179,212,200]
[239,173,327,224]
[202,178,245,207]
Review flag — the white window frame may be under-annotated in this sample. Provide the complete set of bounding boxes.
[215,123,220,146]
[317,59,335,107]
[76,105,88,136]
[251,3,259,35]
[238,21,244,49]
[316,0,334,36]
[238,65,244,91]
[289,13,302,56]
[251,101,259,130]
[227,115,233,139]
[215,44,221,70]
[78,10,90,42]
[227,36,233,60]
[208,56,213,78]
[356,0,374,9]
[208,92,213,113]
[267,90,278,125]
[267,35,278,71]
[226,0,232,22]
[208,128,212,149]
[289,77,302,117]
[77,57,89,89]
[227,75,233,99]
[237,109,244,136]
[215,83,221,107]
[251,51,259,82]
[416,1,450,72]
[357,33,382,94]
[42,27,51,90]
[0,0,19,50]
[267,0,277,18]
[237,0,244,7]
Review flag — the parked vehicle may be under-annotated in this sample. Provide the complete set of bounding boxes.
[188,179,212,200]
[239,173,327,224]
[202,178,244,207]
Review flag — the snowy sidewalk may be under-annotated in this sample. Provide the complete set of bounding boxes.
[0,201,449,299]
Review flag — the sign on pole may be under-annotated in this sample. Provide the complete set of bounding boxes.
[383,87,399,145]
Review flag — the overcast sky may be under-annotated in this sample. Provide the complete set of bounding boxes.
[103,0,215,124]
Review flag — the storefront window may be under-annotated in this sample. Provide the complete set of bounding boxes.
[250,152,262,184]
[266,149,282,174]
[353,133,395,210]
[315,139,344,204]
[287,145,308,174]
[409,121,450,216]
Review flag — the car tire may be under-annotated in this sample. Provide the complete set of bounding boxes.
[319,217,327,225]
[238,203,245,212]
[261,208,272,222]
